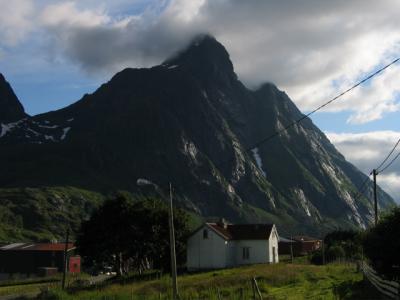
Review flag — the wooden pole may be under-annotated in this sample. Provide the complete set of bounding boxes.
[252,277,263,300]
[62,228,69,290]
[290,236,294,264]
[169,183,179,300]
[373,169,378,225]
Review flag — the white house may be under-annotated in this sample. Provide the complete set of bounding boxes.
[186,221,279,270]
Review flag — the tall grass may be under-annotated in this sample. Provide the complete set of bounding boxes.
[14,263,384,300]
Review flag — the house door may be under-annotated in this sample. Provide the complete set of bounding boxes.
[272,247,276,263]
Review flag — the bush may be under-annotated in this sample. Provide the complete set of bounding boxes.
[310,249,323,265]
[324,230,362,260]
[363,207,400,280]
[327,244,345,261]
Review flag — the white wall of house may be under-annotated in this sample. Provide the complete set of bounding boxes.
[186,225,228,270]
[232,240,269,265]
[267,226,279,263]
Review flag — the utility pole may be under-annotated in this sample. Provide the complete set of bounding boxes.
[62,228,69,290]
[372,169,378,226]
[322,239,325,265]
[168,183,178,300]
[290,236,294,264]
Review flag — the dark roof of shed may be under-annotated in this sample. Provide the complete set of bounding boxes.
[0,243,75,251]
[207,223,275,240]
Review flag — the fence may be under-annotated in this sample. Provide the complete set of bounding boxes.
[361,262,400,299]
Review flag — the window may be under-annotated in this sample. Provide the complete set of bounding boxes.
[242,247,250,260]
[203,229,208,239]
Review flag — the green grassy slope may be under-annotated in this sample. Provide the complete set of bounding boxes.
[28,263,382,300]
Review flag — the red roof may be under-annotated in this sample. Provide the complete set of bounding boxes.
[292,236,321,242]
[0,243,75,251]
[207,223,275,240]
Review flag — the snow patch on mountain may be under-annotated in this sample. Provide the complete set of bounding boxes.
[38,124,58,129]
[0,120,24,137]
[251,147,266,177]
[44,135,55,141]
[61,127,71,140]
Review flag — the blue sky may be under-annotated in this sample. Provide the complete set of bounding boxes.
[0,0,399,202]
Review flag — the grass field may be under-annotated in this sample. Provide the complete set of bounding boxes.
[22,262,383,300]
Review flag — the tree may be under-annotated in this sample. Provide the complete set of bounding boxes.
[311,229,362,265]
[76,194,190,276]
[363,207,400,280]
[324,230,362,260]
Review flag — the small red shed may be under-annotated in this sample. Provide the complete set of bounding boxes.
[68,256,81,273]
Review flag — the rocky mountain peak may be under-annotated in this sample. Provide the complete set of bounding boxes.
[163,34,237,84]
[0,73,27,123]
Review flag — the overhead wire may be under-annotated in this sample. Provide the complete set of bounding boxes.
[378,151,400,174]
[375,137,400,172]
[245,57,400,152]
[353,174,372,202]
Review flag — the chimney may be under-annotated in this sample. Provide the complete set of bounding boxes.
[217,218,228,229]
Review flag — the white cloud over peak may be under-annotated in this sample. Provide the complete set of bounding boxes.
[2,0,400,125]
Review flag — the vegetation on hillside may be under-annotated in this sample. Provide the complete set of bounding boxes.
[0,186,104,242]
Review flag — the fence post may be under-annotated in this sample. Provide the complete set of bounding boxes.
[252,277,263,300]
[217,288,222,300]
[251,279,256,300]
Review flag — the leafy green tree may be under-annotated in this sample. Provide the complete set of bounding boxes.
[363,207,400,280]
[326,244,345,261]
[76,195,190,276]
[324,230,362,260]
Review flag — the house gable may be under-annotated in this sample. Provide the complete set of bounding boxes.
[187,224,229,270]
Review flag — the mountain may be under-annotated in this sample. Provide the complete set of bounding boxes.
[0,74,27,123]
[0,36,395,241]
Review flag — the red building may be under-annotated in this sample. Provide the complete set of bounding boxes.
[0,243,81,277]
[69,255,81,273]
[279,236,322,256]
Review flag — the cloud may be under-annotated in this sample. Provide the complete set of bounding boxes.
[0,0,34,46]
[327,131,400,203]
[36,0,206,73]
[41,2,110,28]
[3,0,400,124]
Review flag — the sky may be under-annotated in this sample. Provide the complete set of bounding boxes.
[0,0,399,203]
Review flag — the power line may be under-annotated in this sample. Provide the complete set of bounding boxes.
[353,174,372,202]
[246,57,400,152]
[378,151,400,174]
[376,137,400,172]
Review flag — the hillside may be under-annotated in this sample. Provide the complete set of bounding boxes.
[0,35,394,241]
